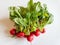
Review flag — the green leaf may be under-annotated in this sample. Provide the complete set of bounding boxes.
[26,12,31,20]
[13,18,20,25]
[47,13,54,24]
[35,2,41,12]
[20,7,28,18]
[9,7,22,20]
[43,4,47,10]
[27,0,34,11]
[13,18,27,26]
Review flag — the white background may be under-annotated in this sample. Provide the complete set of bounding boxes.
[0,0,60,45]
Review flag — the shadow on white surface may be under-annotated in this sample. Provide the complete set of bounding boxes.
[0,18,14,37]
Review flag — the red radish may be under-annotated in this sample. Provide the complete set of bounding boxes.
[10,28,16,35]
[24,32,34,38]
[27,35,34,42]
[30,32,34,36]
[34,29,40,37]
[26,32,35,42]
[24,35,28,38]
[16,32,25,38]
[40,28,45,33]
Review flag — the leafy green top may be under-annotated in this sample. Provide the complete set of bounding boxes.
[9,0,53,35]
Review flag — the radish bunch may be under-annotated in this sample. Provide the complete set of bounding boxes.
[10,28,45,42]
[9,0,53,42]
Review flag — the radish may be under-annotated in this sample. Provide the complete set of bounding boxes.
[34,29,40,37]
[10,28,16,35]
[16,32,25,38]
